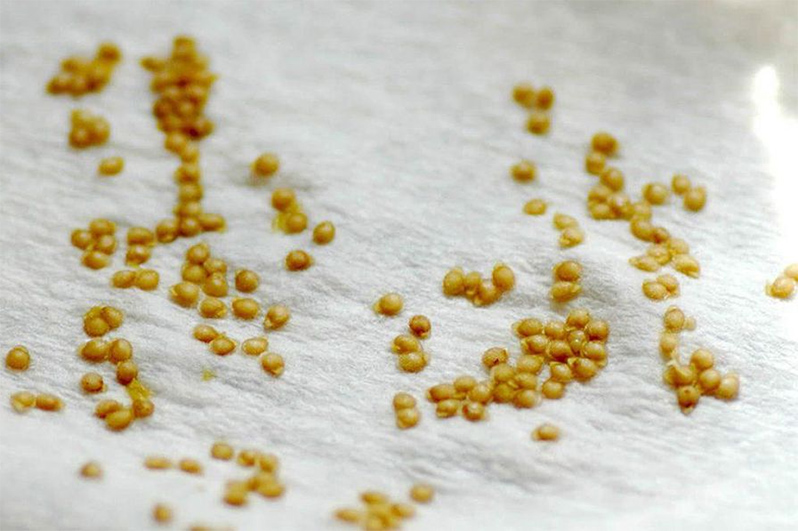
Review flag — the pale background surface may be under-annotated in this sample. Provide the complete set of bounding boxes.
[1,1,797,530]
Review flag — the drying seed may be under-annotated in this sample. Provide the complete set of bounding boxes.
[134,269,159,290]
[492,263,515,292]
[35,393,63,411]
[491,383,515,403]
[145,456,173,470]
[566,308,591,329]
[527,112,550,135]
[553,260,582,282]
[285,249,312,271]
[105,408,134,431]
[82,250,110,270]
[512,82,535,107]
[453,375,477,393]
[535,86,555,109]
[585,151,606,175]
[258,453,279,473]
[374,292,403,316]
[698,369,721,392]
[80,462,103,479]
[252,153,280,177]
[392,334,421,354]
[199,212,226,232]
[132,398,154,418]
[185,242,210,264]
[312,221,336,244]
[170,281,200,307]
[657,274,679,294]
[125,244,151,266]
[523,198,547,216]
[199,297,227,318]
[210,336,236,356]
[767,275,795,299]
[482,347,509,368]
[571,358,598,380]
[514,372,539,390]
[671,174,691,195]
[202,272,228,298]
[549,362,573,383]
[663,306,686,331]
[559,227,584,248]
[95,399,122,419]
[513,389,539,409]
[80,339,109,362]
[203,257,227,275]
[261,353,285,377]
[490,363,516,383]
[211,442,234,460]
[111,270,136,288]
[591,132,618,156]
[285,212,308,234]
[541,379,565,399]
[392,503,416,519]
[669,254,699,278]
[153,504,173,524]
[651,226,671,244]
[80,372,104,393]
[533,423,560,441]
[677,385,700,412]
[410,484,434,504]
[271,188,296,211]
[660,333,678,357]
[232,298,260,320]
[462,401,487,420]
[514,318,543,337]
[683,186,707,211]
[71,229,94,250]
[361,491,389,505]
[234,269,260,293]
[642,183,669,205]
[784,263,798,281]
[178,217,202,237]
[5,346,30,371]
[408,315,431,339]
[155,219,179,243]
[393,392,417,410]
[242,337,269,356]
[89,218,116,237]
[550,281,581,302]
[427,383,457,402]
[548,340,572,361]
[106,338,131,364]
[259,304,290,331]
[642,279,668,300]
[553,213,578,230]
[599,168,624,191]
[630,218,654,242]
[224,481,249,506]
[585,319,609,341]
[690,348,714,371]
[237,449,258,467]
[629,255,661,272]
[468,383,493,404]
[98,156,124,176]
[474,281,500,306]
[10,391,35,413]
[101,306,124,329]
[516,355,544,374]
[396,407,420,429]
[544,320,567,339]
[442,268,465,296]
[715,373,739,400]
[398,352,426,372]
[582,341,607,363]
[116,360,138,385]
[510,160,536,182]
[463,271,482,296]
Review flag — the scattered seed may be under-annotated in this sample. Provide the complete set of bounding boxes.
[264,304,291,329]
[80,372,104,393]
[153,503,173,524]
[242,337,269,356]
[409,484,434,503]
[285,249,313,271]
[80,461,103,479]
[510,160,536,182]
[523,198,547,216]
[98,156,124,176]
[591,132,618,156]
[312,221,336,244]
[211,442,234,460]
[210,336,236,356]
[374,293,403,316]
[5,346,30,371]
[261,353,285,377]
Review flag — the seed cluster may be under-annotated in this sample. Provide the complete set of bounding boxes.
[642,274,680,301]
[10,391,64,413]
[766,264,797,299]
[441,263,515,307]
[393,392,420,429]
[552,213,585,248]
[390,315,433,374]
[671,174,707,212]
[550,260,583,302]
[513,83,555,135]
[71,218,117,269]
[658,306,739,413]
[334,484,434,530]
[213,443,286,506]
[69,109,111,149]
[47,42,122,97]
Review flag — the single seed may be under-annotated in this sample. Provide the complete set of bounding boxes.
[5,346,30,371]
[652,226,671,244]
[80,339,109,362]
[657,274,679,294]
[550,281,582,303]
[170,281,200,307]
[234,269,260,293]
[80,462,103,479]
[258,453,279,473]
[527,112,550,135]
[629,255,661,272]
[642,182,669,205]
[584,319,610,341]
[182,264,207,284]
[474,281,501,306]
[95,399,122,419]
[264,304,291,329]
[392,503,416,519]
[199,297,227,319]
[398,352,427,372]
[523,198,547,216]
[533,423,560,441]
[671,364,698,386]
[490,363,516,383]
[663,306,686,331]
[155,218,179,243]
[784,263,798,281]
[111,270,136,288]
[550,362,574,383]
[232,298,260,320]
[285,212,308,234]
[492,383,516,403]
[591,132,618,156]
[392,334,421,354]
[252,153,280,177]
[224,481,249,506]
[71,229,94,250]
[600,168,625,191]
[261,353,285,377]
[468,383,493,404]
[715,373,740,400]
[410,484,435,503]
[237,449,258,467]
[544,320,567,339]
[548,340,572,361]
[559,227,584,248]
[125,244,151,266]
[646,244,671,265]
[684,186,707,212]
[199,212,226,232]
[396,407,420,429]
[767,275,796,299]
[144,456,173,470]
[492,264,515,292]
[178,217,202,238]
[202,272,228,297]
[567,328,588,352]
[566,309,591,329]
[541,379,565,399]
[535,86,555,109]
[585,151,606,175]
[116,360,138,385]
[105,408,134,431]
[408,315,431,339]
[285,249,312,271]
[482,347,509,368]
[393,392,417,410]
[514,318,543,337]
[105,338,131,364]
[427,383,456,402]
[512,82,535,108]
[582,341,607,363]
[698,369,721,392]
[271,188,296,211]
[312,221,336,244]
[132,398,154,418]
[510,160,536,182]
[463,271,482,296]
[134,269,159,290]
[571,358,599,380]
[677,385,701,412]
[516,355,544,374]
[211,442,234,460]
[642,279,668,300]
[93,234,117,254]
[185,242,210,264]
[153,504,173,524]
[84,316,110,337]
[210,336,236,356]
[242,337,269,356]
[553,213,578,230]
[80,372,104,393]
[98,156,124,176]
[442,268,465,296]
[10,391,36,413]
[89,218,116,237]
[35,393,63,411]
[671,174,692,195]
[514,372,539,390]
[462,401,487,420]
[690,348,714,371]
[453,375,477,393]
[513,389,539,409]
[375,292,403,316]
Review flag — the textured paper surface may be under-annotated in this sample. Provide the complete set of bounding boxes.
[1,1,797,530]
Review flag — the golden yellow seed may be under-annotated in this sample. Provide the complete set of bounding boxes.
[181,265,207,286]
[683,186,707,212]
[527,111,550,135]
[549,362,573,383]
[392,503,416,519]
[670,364,698,387]
[231,298,260,320]
[591,132,618,156]
[651,226,671,244]
[168,281,199,307]
[698,369,721,392]
[257,478,285,498]
[553,213,578,230]
[767,275,796,299]
[271,188,296,211]
[589,200,612,221]
[571,358,599,380]
[110,269,136,288]
[535,86,555,109]
[671,174,691,195]
[79,338,109,363]
[491,264,515,293]
[178,217,202,238]
[552,260,581,282]
[641,182,669,205]
[80,372,104,393]
[513,389,539,409]
[233,269,259,293]
[105,338,131,364]
[629,255,661,272]
[152,503,172,524]
[441,268,465,296]
[559,226,584,248]
[198,212,225,232]
[144,456,173,470]
[629,218,654,242]
[511,160,536,182]
[252,153,280,177]
[667,238,690,256]
[585,151,606,175]
[533,423,560,441]
[642,279,668,300]
[543,320,567,340]
[541,379,565,399]
[285,249,313,271]
[10,391,36,413]
[550,280,581,303]
[452,375,477,394]
[35,393,63,411]
[715,373,740,400]
[261,352,285,377]
[81,249,110,270]
[98,156,124,176]
[427,383,457,403]
[474,280,501,306]
[94,399,122,419]
[481,347,509,369]
[547,340,572,362]
[468,382,493,404]
[224,481,250,506]
[5,346,30,371]
[516,355,544,374]
[335,508,363,523]
[492,383,516,403]
[256,452,279,473]
[308,221,336,245]
[512,82,535,108]
[398,351,427,373]
[242,337,269,356]
[490,363,516,383]
[514,371,539,390]
[210,335,236,356]
[236,449,258,467]
[155,218,179,243]
[199,297,227,319]
[105,408,134,431]
[690,348,714,371]
[463,271,482,296]
[396,407,421,429]
[409,484,435,503]
[374,292,403,316]
[71,229,94,250]
[211,442,234,460]
[88,218,116,237]
[582,341,607,363]
[393,392,417,411]
[285,212,308,234]
[656,274,679,295]
[663,306,685,331]
[677,385,701,412]
[183,243,208,265]
[667,254,698,278]
[132,398,154,418]
[405,315,431,339]
[392,334,421,354]
[91,234,116,255]
[201,272,227,298]
[523,198,547,216]
[659,333,679,359]
[80,461,103,479]
[116,360,138,386]
[599,167,624,191]
[568,328,589,351]
[264,304,291,330]
[461,401,486,421]
[514,318,543,338]
[783,263,798,281]
[566,308,591,329]
[132,269,159,291]
[359,491,388,505]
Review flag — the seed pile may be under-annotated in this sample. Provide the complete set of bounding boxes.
[550,260,583,302]
[390,314,433,373]
[658,306,739,413]
[71,218,117,270]
[552,213,585,248]
[334,484,434,530]
[47,42,122,97]
[69,109,111,149]
[766,263,797,299]
[208,443,286,506]
[393,392,421,429]
[513,83,555,135]
[441,263,516,307]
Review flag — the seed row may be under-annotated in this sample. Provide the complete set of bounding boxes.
[47,42,122,97]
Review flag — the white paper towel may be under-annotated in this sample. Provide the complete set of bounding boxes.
[1,1,797,530]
